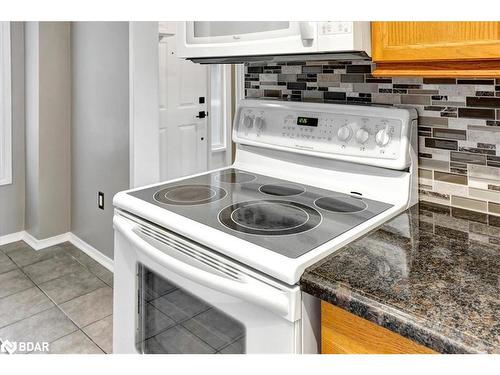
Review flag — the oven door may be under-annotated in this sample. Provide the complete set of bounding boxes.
[113,214,301,354]
[177,21,317,59]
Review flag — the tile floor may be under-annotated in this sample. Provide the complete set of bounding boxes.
[0,241,113,354]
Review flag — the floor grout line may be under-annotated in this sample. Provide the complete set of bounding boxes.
[0,262,58,330]
[0,268,36,300]
[59,243,114,287]
[0,242,114,354]
[45,329,106,354]
[4,243,111,306]
[2,241,112,288]
[0,298,57,331]
[49,288,113,354]
[3,241,67,268]
[80,313,113,354]
[48,303,111,354]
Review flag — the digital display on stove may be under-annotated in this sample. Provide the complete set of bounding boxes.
[297,116,318,127]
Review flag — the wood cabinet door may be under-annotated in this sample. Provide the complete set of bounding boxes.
[372,22,500,62]
[321,301,436,354]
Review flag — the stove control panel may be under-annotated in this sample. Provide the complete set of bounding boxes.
[234,100,417,170]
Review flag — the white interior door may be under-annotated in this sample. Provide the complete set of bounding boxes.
[159,28,209,181]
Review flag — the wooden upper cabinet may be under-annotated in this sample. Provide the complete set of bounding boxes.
[371,22,500,77]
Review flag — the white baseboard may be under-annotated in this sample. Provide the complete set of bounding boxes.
[69,233,114,272]
[0,229,113,273]
[0,231,24,246]
[22,231,72,251]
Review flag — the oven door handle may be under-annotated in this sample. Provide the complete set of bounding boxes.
[114,215,292,319]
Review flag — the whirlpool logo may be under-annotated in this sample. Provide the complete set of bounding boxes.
[0,338,49,354]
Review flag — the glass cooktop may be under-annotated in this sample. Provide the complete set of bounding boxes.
[128,168,392,259]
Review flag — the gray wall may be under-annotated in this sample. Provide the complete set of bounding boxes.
[71,22,130,259]
[24,22,71,239]
[38,22,71,237]
[0,22,25,236]
[24,22,39,237]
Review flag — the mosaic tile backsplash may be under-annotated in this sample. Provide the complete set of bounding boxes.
[244,60,500,216]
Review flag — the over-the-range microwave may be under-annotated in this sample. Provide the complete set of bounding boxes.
[176,21,371,63]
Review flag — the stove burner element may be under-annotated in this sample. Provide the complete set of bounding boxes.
[232,203,308,231]
[219,200,321,236]
[314,195,367,213]
[154,185,226,206]
[217,171,256,184]
[259,184,305,197]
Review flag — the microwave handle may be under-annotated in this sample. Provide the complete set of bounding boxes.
[114,215,292,319]
[299,22,315,46]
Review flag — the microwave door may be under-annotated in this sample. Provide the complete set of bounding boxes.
[192,21,291,40]
[178,21,318,60]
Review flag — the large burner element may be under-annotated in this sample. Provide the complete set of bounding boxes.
[217,171,256,184]
[154,185,226,205]
[259,184,305,197]
[219,200,321,236]
[314,195,367,213]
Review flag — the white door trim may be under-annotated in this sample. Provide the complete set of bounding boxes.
[0,21,12,186]
[222,64,233,166]
[207,64,233,170]
[235,64,245,102]
[128,21,160,189]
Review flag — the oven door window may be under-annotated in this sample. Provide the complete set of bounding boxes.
[136,264,246,354]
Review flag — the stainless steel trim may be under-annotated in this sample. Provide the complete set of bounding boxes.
[188,51,370,64]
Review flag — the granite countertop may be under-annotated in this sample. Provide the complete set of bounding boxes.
[300,202,500,354]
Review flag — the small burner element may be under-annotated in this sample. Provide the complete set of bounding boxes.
[259,184,305,197]
[219,200,321,236]
[217,171,256,184]
[154,185,226,206]
[314,195,367,213]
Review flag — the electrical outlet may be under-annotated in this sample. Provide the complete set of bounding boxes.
[98,191,104,210]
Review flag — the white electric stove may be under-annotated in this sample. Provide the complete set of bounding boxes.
[113,99,417,354]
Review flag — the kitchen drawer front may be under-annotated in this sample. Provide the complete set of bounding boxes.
[321,301,436,354]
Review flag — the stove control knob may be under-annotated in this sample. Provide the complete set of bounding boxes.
[355,128,370,144]
[243,114,254,129]
[337,125,352,142]
[254,116,265,130]
[375,128,391,147]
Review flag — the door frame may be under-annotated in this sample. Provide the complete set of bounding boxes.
[129,21,234,185]
[207,64,233,170]
[128,21,160,188]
